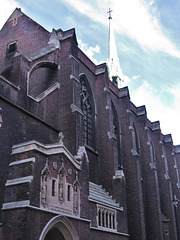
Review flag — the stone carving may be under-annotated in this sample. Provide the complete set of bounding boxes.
[73,171,80,215]
[41,172,48,208]
[73,183,78,214]
[53,161,57,170]
[58,132,64,144]
[41,159,51,208]
[81,84,90,110]
[58,171,64,203]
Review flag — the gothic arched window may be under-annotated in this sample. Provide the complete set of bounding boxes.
[111,101,122,167]
[80,75,95,148]
[149,140,156,169]
[133,123,140,155]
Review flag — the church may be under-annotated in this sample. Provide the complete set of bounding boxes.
[0,8,180,240]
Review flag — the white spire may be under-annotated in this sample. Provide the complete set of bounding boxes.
[107,8,122,88]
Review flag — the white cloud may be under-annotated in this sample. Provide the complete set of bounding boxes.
[130,81,180,145]
[132,75,141,80]
[66,0,180,59]
[78,39,100,64]
[0,0,20,29]
[149,0,154,6]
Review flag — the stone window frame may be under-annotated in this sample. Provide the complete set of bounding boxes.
[148,139,157,170]
[130,122,140,156]
[51,178,56,197]
[133,123,140,155]
[97,204,117,231]
[6,41,17,57]
[172,155,180,188]
[111,101,122,168]
[80,74,96,149]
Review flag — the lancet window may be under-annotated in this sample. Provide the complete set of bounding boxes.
[149,140,157,169]
[111,101,122,167]
[173,156,180,188]
[133,123,140,155]
[80,75,95,148]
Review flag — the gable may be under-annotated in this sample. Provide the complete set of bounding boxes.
[0,8,50,57]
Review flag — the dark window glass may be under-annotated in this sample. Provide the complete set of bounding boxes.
[52,179,55,196]
[7,42,17,56]
[80,77,95,148]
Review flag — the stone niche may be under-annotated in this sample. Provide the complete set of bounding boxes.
[40,159,80,217]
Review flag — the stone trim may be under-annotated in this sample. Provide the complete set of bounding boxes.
[70,74,80,83]
[90,226,129,237]
[69,54,79,63]
[164,173,171,180]
[0,74,20,90]
[107,131,117,140]
[127,109,133,114]
[103,87,111,94]
[28,82,60,102]
[95,66,106,75]
[5,176,33,186]
[9,157,35,166]
[2,200,30,210]
[71,104,83,115]
[175,145,180,153]
[113,170,125,180]
[150,162,157,170]
[11,140,81,170]
[88,199,122,211]
[131,149,139,156]
[129,125,134,130]
[106,105,112,111]
[119,88,129,98]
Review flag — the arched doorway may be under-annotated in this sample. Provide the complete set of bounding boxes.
[39,215,79,240]
[44,227,65,240]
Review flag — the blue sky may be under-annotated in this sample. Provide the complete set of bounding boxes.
[1,0,180,145]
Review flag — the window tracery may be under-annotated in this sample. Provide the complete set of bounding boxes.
[111,101,122,167]
[80,76,95,148]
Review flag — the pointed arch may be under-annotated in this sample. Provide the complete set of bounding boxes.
[39,215,79,240]
[80,74,96,149]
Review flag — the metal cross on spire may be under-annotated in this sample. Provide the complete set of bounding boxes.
[107,8,112,19]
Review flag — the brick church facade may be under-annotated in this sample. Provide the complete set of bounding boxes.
[0,8,180,240]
